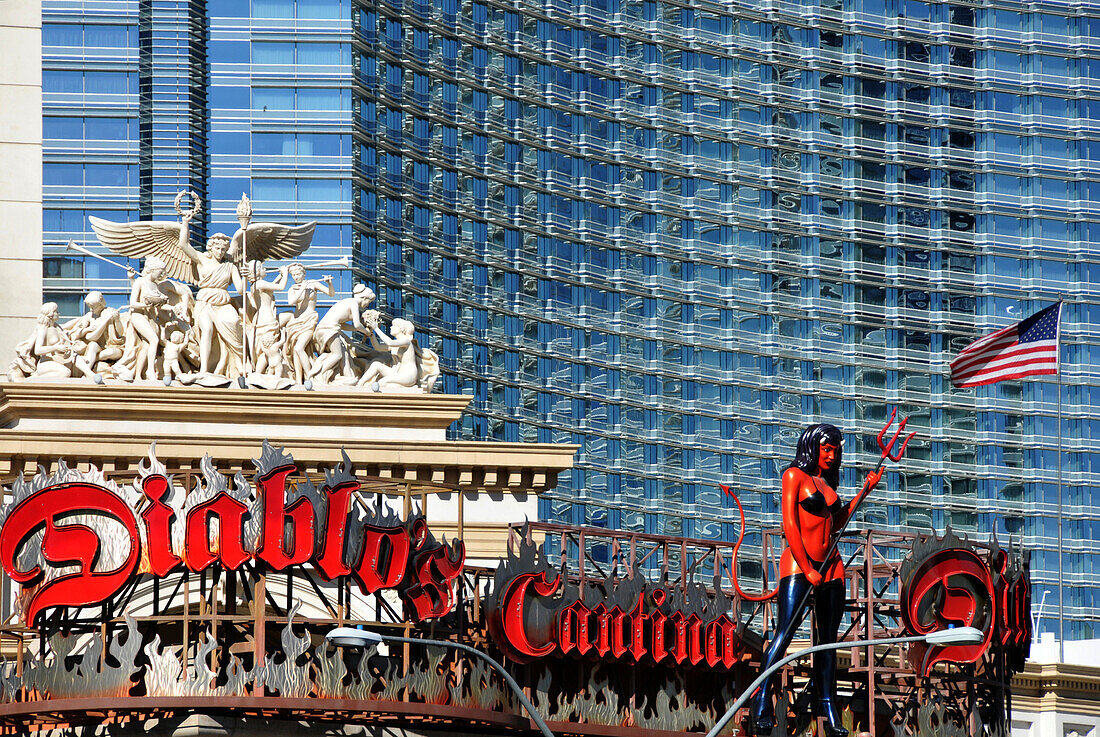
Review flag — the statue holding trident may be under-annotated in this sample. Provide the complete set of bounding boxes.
[10,188,443,392]
[89,191,315,380]
[725,412,914,737]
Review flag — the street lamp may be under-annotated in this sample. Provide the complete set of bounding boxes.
[326,626,556,737]
[704,627,985,737]
[1032,588,1052,644]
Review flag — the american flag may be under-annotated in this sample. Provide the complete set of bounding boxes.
[950,303,1062,388]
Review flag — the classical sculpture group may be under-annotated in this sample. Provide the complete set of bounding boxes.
[10,192,439,393]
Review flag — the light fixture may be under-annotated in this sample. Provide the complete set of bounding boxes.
[326,627,382,648]
[923,626,984,646]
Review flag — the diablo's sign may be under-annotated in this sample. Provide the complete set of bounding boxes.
[0,443,464,626]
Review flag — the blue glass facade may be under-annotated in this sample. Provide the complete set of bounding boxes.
[42,0,1100,638]
[43,3,142,314]
[42,0,357,309]
[207,0,355,286]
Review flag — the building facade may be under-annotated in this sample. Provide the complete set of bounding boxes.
[39,0,1100,637]
[1,1,43,369]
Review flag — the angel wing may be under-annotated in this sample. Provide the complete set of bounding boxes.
[88,217,200,285]
[229,222,316,263]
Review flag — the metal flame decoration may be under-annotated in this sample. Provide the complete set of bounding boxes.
[265,601,311,698]
[0,606,744,736]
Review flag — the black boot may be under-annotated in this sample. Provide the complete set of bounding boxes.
[813,580,848,737]
[753,576,811,737]
[817,699,848,737]
[750,693,776,736]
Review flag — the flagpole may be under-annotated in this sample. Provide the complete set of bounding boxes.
[1056,299,1064,663]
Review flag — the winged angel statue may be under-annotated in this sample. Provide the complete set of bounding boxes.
[10,190,440,392]
[89,192,314,379]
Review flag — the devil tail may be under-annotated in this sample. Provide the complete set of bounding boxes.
[721,484,777,602]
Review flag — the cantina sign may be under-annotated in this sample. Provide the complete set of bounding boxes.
[0,443,464,626]
[487,527,1031,676]
[485,533,754,670]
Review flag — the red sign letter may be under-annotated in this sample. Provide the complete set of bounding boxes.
[494,571,560,658]
[354,523,413,594]
[140,475,181,576]
[0,482,140,625]
[402,538,466,622]
[901,548,993,675]
[315,480,357,580]
[185,494,250,572]
[255,466,315,571]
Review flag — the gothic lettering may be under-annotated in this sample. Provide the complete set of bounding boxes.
[494,570,560,658]
[0,455,462,627]
[185,494,250,572]
[314,480,357,580]
[559,599,592,656]
[353,524,412,594]
[255,465,315,571]
[401,537,466,623]
[140,474,181,576]
[0,482,140,625]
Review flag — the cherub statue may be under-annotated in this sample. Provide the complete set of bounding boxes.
[162,327,190,382]
[255,330,288,378]
[307,284,377,383]
[89,190,315,379]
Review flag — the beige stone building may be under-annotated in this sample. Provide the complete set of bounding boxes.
[1012,639,1100,737]
[0,1,43,369]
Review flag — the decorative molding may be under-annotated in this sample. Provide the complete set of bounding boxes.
[0,383,578,492]
[0,383,473,430]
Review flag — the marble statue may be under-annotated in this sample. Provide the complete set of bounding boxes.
[127,256,171,380]
[162,326,190,382]
[11,303,95,380]
[358,318,440,393]
[284,263,335,384]
[89,191,314,379]
[64,291,125,372]
[308,284,378,384]
[9,190,442,394]
[244,261,290,367]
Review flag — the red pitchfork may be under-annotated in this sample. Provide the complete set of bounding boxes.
[865,406,916,489]
[835,406,916,554]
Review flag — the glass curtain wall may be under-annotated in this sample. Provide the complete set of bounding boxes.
[354,0,1100,638]
[41,0,357,312]
[42,2,143,315]
[207,0,355,291]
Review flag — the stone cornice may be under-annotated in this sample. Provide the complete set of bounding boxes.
[1013,661,1100,697]
[0,431,578,491]
[1011,661,1100,717]
[0,383,579,492]
[0,382,474,430]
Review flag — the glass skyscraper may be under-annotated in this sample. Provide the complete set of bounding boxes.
[41,0,1100,637]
